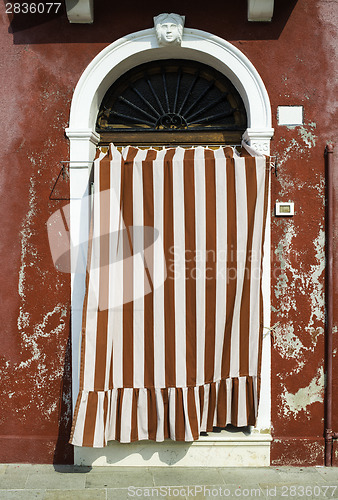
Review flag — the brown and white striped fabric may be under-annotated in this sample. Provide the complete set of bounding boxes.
[69,143,269,447]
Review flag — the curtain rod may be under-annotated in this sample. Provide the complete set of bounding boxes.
[60,154,277,176]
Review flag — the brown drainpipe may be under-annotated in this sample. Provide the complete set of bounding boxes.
[324,143,338,466]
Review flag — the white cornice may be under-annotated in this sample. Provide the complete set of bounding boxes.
[243,128,274,140]
[248,0,275,22]
[65,128,100,144]
[65,0,93,23]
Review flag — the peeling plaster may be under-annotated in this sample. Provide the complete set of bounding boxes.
[274,221,298,303]
[272,440,324,466]
[280,367,324,418]
[275,124,322,199]
[17,304,67,373]
[304,229,325,337]
[298,122,317,148]
[18,175,37,301]
[274,224,325,334]
[273,222,325,377]
[273,322,305,359]
[317,0,338,120]
[0,163,70,427]
[275,139,307,196]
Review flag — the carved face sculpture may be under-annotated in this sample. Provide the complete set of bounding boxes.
[154,13,185,46]
[161,22,180,43]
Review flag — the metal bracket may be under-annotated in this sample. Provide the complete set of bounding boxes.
[60,161,94,180]
[270,156,277,177]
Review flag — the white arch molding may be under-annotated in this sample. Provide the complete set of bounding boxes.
[66,28,273,466]
[66,28,273,147]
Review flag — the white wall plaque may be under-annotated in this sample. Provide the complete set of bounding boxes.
[277,106,303,126]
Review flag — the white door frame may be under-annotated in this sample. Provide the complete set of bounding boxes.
[65,27,274,466]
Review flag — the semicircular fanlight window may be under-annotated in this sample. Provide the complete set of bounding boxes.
[96,60,247,136]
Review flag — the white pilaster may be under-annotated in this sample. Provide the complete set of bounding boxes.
[242,128,274,155]
[65,128,100,408]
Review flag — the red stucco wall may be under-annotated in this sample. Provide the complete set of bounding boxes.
[0,0,337,464]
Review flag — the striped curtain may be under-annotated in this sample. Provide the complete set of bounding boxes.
[70,143,269,447]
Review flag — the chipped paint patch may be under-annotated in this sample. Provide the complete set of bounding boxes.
[17,303,67,372]
[274,224,324,339]
[273,322,305,359]
[274,220,298,303]
[275,139,307,196]
[273,221,325,381]
[280,367,324,418]
[18,175,37,300]
[271,439,324,466]
[304,228,325,337]
[298,122,317,148]
[275,130,323,200]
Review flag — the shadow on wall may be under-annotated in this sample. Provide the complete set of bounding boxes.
[4,0,299,45]
[53,323,74,465]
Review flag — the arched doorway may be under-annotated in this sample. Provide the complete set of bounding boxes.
[66,27,273,466]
